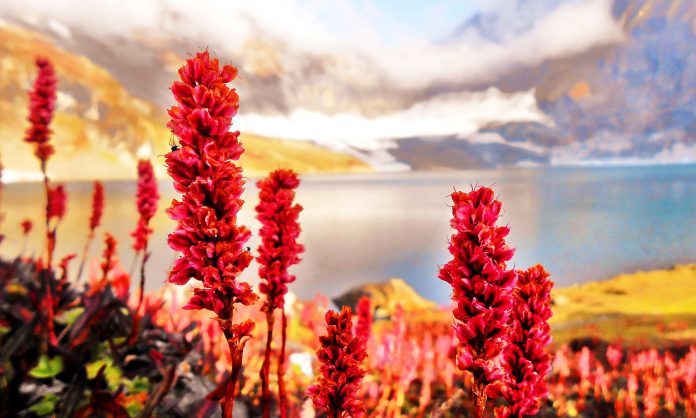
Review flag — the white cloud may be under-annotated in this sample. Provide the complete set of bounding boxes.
[371,0,624,89]
[236,88,548,168]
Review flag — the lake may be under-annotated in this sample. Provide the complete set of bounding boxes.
[3,164,696,304]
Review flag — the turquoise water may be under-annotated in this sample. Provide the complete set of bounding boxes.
[3,164,696,304]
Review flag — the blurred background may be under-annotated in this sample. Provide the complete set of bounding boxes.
[0,0,694,305]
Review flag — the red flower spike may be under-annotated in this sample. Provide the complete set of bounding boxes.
[100,233,117,282]
[89,181,104,232]
[24,58,57,163]
[438,186,517,418]
[255,168,304,418]
[495,264,554,418]
[164,51,257,418]
[131,160,159,252]
[77,182,104,281]
[46,184,66,222]
[307,306,367,418]
[256,168,304,313]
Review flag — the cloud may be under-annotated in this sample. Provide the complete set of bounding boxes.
[0,0,626,163]
[371,0,624,89]
[3,0,623,92]
[236,88,549,168]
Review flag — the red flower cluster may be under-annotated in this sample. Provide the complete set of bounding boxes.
[47,184,66,223]
[25,58,57,163]
[256,169,304,312]
[438,186,517,416]
[496,264,553,417]
[132,160,159,251]
[308,306,367,418]
[164,51,256,416]
[355,296,373,344]
[255,168,304,417]
[101,233,117,282]
[90,181,104,232]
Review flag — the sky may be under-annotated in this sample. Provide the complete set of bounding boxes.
[303,0,481,46]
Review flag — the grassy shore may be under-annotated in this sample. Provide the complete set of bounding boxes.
[352,265,696,348]
[550,264,696,347]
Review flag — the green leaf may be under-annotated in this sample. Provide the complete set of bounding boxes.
[123,376,150,393]
[85,357,122,389]
[29,355,63,379]
[29,393,59,416]
[0,325,9,335]
[126,402,142,417]
[86,359,107,379]
[56,307,85,325]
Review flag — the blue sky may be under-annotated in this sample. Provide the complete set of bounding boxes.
[302,0,481,46]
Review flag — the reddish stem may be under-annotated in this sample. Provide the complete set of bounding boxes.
[76,229,94,283]
[260,310,275,418]
[136,244,149,313]
[473,381,487,418]
[40,159,57,346]
[278,307,288,418]
[221,328,245,418]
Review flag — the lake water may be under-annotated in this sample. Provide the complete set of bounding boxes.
[3,165,696,304]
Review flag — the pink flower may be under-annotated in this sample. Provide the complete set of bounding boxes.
[495,264,554,418]
[25,58,57,163]
[438,186,517,417]
[307,306,367,418]
[607,345,623,370]
[131,160,159,252]
[164,51,256,417]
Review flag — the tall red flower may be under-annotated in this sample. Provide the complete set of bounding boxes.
[164,51,257,417]
[90,181,105,232]
[78,181,104,281]
[307,306,367,418]
[25,58,57,164]
[438,186,517,418]
[495,264,553,418]
[132,160,159,252]
[256,169,303,417]
[131,159,160,335]
[256,169,303,312]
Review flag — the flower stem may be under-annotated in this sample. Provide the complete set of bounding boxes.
[473,381,487,418]
[261,310,275,418]
[278,307,288,418]
[76,230,94,283]
[222,330,245,418]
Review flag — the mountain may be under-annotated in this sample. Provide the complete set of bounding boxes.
[333,278,438,318]
[396,0,695,169]
[1,0,692,173]
[0,23,369,181]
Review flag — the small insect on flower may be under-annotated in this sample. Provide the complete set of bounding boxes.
[169,134,179,152]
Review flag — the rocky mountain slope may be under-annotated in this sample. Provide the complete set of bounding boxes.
[0,23,369,181]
